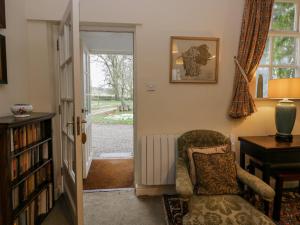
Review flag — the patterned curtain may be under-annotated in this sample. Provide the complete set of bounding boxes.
[229,0,274,118]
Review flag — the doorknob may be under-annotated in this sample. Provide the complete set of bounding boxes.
[82,132,87,144]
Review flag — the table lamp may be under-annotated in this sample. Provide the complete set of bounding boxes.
[268,78,300,142]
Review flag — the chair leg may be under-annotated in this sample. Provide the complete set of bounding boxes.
[247,163,255,175]
[273,177,283,221]
[264,201,270,216]
[246,162,256,204]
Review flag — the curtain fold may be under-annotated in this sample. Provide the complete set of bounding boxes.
[229,0,274,119]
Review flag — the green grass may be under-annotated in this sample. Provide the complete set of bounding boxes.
[92,111,133,125]
[91,100,133,111]
[91,100,133,125]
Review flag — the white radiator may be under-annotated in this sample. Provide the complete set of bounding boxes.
[141,135,177,185]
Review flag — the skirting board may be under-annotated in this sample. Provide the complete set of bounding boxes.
[135,184,176,196]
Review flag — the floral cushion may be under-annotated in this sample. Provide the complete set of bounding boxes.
[193,151,239,195]
[183,195,275,225]
[187,145,229,185]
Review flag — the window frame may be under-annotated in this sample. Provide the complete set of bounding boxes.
[257,0,300,97]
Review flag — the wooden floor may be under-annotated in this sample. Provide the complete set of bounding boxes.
[83,159,134,190]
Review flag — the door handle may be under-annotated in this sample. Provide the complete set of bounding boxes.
[82,108,89,113]
[81,119,87,124]
[66,122,74,126]
[82,132,87,144]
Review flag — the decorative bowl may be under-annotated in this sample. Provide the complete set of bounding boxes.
[11,104,33,117]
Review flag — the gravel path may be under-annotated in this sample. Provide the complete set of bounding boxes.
[92,124,133,158]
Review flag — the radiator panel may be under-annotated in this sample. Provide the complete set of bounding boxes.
[141,135,177,185]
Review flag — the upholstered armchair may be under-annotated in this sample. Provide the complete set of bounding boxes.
[176,130,275,225]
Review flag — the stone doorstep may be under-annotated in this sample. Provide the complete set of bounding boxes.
[94,152,134,159]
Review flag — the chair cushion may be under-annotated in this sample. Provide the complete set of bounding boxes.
[183,195,275,225]
[193,151,239,195]
[187,144,229,184]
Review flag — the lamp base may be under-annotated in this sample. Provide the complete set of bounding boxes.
[275,99,296,143]
[275,133,293,142]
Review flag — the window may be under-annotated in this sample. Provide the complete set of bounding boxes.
[256,0,300,98]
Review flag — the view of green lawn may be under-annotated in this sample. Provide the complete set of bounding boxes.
[92,100,123,110]
[91,99,133,125]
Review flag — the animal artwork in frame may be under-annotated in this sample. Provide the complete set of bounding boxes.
[170,36,219,83]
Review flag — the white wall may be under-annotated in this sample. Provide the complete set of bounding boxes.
[2,0,300,187]
[0,0,29,116]
[27,21,57,112]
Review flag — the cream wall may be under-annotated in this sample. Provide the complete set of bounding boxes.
[2,0,300,186]
[0,0,29,116]
[0,0,57,115]
[27,21,57,112]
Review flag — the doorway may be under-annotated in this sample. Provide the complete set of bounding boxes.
[80,31,134,190]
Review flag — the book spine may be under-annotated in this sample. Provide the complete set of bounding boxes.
[13,128,20,150]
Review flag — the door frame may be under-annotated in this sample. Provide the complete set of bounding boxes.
[79,24,138,188]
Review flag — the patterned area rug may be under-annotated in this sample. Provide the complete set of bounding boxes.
[163,191,300,225]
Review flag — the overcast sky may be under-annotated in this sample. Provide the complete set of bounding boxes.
[90,55,108,88]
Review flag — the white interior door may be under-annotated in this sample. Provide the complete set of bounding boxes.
[81,41,93,179]
[58,0,83,224]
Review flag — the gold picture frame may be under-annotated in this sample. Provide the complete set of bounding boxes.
[170,36,219,83]
[0,34,7,84]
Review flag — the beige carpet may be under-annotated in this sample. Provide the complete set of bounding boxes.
[42,191,166,225]
[83,159,134,190]
[84,190,166,225]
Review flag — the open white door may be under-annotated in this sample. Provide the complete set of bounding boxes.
[81,41,93,178]
[58,0,83,224]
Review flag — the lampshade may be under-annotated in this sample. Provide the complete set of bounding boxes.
[268,78,300,99]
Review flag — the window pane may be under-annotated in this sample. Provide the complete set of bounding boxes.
[260,38,270,65]
[256,67,269,98]
[272,37,296,65]
[272,68,295,79]
[271,2,296,31]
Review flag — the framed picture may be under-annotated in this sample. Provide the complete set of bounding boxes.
[170,36,219,83]
[0,34,7,84]
[0,0,5,28]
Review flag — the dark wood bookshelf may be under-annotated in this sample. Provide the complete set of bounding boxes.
[13,182,50,219]
[11,138,52,158]
[0,113,55,225]
[11,159,52,188]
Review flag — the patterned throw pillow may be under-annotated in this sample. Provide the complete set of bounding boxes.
[193,151,239,195]
[187,145,229,185]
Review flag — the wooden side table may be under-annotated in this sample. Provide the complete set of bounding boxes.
[239,135,300,219]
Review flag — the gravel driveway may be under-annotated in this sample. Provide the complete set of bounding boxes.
[92,124,133,158]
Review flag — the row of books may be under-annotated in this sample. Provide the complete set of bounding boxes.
[12,164,52,210]
[11,143,49,180]
[13,184,53,225]
[11,122,47,151]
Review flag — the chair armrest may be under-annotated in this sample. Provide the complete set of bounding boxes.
[176,158,193,198]
[236,164,275,202]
